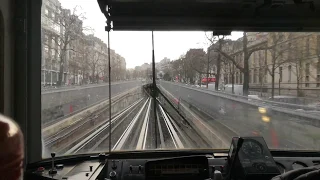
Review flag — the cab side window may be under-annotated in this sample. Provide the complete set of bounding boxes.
[0,10,4,113]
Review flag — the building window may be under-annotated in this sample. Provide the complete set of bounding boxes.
[44,46,49,53]
[235,72,239,84]
[253,69,258,83]
[306,37,310,57]
[51,49,55,58]
[54,13,58,22]
[240,72,243,84]
[264,68,268,83]
[54,24,60,32]
[52,12,55,21]
[44,34,49,47]
[306,63,310,76]
[249,70,252,83]
[51,37,55,49]
[288,65,291,82]
[288,43,292,60]
[306,76,309,87]
[225,75,228,84]
[47,36,52,49]
[317,35,320,55]
[279,45,284,58]
[279,67,283,82]
[258,68,262,83]
[253,52,256,67]
[47,10,52,18]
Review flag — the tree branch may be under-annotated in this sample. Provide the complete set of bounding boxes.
[216,48,244,72]
[248,45,271,57]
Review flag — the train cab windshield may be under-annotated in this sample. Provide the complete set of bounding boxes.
[2,0,320,180]
[39,0,320,160]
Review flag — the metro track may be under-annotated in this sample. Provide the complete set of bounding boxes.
[43,87,216,155]
[54,97,195,154]
[66,98,146,154]
[42,82,315,157]
[42,87,139,129]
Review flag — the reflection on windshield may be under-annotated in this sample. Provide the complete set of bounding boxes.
[41,0,320,157]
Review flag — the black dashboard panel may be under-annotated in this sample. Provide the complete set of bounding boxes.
[25,151,320,180]
[225,137,280,180]
[145,155,208,180]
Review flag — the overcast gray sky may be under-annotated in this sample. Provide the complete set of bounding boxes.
[60,0,243,68]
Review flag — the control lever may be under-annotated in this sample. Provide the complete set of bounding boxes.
[214,170,223,180]
[49,152,57,175]
[112,160,117,169]
[138,165,142,173]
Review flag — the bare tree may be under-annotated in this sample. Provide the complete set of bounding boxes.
[206,32,225,90]
[45,6,92,86]
[112,58,121,81]
[171,59,182,81]
[289,34,313,97]
[185,49,207,85]
[216,32,271,96]
[68,58,79,84]
[257,51,267,96]
[78,41,91,84]
[87,50,102,83]
[265,32,294,98]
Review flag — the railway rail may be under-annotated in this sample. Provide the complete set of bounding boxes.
[43,86,214,155]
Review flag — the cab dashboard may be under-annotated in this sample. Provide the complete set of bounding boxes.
[25,137,320,180]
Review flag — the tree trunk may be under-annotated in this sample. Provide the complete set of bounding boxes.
[73,69,76,85]
[91,67,95,83]
[271,74,275,99]
[215,41,222,91]
[243,70,249,96]
[232,73,234,94]
[297,79,300,96]
[231,64,235,94]
[242,32,249,96]
[260,80,263,97]
[206,50,210,89]
[270,51,276,99]
[57,45,67,86]
[243,60,249,96]
[58,61,64,86]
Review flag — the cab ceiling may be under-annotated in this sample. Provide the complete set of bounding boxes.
[97,0,320,32]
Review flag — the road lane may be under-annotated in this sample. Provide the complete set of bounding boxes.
[159,81,320,150]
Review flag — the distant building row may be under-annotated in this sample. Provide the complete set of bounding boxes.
[215,32,320,97]
[41,0,126,86]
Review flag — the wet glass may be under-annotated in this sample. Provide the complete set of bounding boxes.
[40,0,320,158]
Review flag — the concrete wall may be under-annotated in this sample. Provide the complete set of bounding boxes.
[41,81,141,122]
